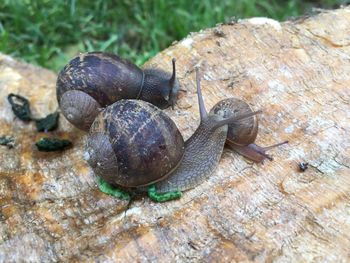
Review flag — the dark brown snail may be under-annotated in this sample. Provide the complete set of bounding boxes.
[85,99,185,187]
[210,98,288,163]
[84,68,261,195]
[56,52,179,131]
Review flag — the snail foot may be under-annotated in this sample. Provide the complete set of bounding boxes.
[147,185,182,202]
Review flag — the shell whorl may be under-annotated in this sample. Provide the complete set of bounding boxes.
[60,90,101,131]
[87,99,185,188]
[84,133,119,185]
[210,98,258,146]
[56,52,144,107]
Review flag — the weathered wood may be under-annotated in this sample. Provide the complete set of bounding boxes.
[1,7,350,262]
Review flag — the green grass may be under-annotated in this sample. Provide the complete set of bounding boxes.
[0,0,348,71]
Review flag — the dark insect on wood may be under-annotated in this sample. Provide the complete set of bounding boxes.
[299,162,309,172]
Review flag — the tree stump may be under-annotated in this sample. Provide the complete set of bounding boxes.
[1,7,350,262]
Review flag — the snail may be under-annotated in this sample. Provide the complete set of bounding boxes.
[56,52,179,131]
[84,68,261,201]
[210,99,288,163]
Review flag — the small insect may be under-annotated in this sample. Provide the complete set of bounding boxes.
[213,27,225,37]
[298,162,309,172]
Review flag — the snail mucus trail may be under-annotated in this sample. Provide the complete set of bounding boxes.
[56,52,179,131]
[84,67,262,202]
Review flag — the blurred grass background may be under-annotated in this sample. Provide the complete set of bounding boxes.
[0,0,348,72]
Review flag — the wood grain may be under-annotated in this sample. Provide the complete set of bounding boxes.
[0,7,349,262]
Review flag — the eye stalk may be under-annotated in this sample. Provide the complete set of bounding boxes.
[195,67,208,120]
[168,58,177,109]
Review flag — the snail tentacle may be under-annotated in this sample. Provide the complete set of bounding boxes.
[211,110,262,131]
[195,67,208,120]
[168,58,177,109]
[142,58,180,110]
[229,140,289,163]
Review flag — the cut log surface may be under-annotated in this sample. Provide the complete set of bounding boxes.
[1,8,350,262]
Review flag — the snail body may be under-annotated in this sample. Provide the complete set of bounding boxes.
[56,52,179,131]
[84,68,261,195]
[153,112,229,193]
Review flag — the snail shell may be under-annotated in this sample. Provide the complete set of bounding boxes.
[210,98,258,147]
[85,99,184,187]
[210,98,288,163]
[56,52,179,131]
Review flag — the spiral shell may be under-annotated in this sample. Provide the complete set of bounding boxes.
[57,52,144,107]
[85,99,185,187]
[210,98,258,146]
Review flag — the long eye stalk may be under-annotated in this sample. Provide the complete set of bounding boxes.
[195,67,208,121]
[168,58,177,109]
[212,110,262,130]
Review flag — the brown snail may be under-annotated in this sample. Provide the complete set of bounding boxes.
[210,99,288,163]
[56,52,179,131]
[84,68,261,201]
